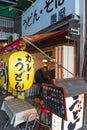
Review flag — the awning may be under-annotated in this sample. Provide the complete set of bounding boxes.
[53,78,87,97]
[0,38,22,53]
[24,29,69,52]
[0,29,76,77]
[0,29,68,53]
[24,29,67,43]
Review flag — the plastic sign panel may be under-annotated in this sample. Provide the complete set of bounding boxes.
[9,51,34,91]
[22,0,79,36]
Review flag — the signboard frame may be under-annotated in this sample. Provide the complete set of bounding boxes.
[43,83,67,120]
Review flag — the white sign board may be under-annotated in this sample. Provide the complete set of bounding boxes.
[64,94,84,130]
[52,114,62,130]
[22,0,79,36]
[52,94,84,130]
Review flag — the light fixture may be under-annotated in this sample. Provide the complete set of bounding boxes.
[50,58,55,62]
[3,42,8,47]
[0,5,15,11]
[65,35,71,40]
[42,59,48,63]
[9,7,13,11]
[9,7,24,13]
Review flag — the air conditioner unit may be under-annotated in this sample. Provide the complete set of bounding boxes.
[8,33,19,43]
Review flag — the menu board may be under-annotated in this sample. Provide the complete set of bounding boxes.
[43,84,67,120]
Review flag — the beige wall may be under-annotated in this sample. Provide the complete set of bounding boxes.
[32,46,55,72]
[55,44,76,79]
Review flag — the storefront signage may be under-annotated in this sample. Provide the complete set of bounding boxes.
[64,94,84,130]
[43,85,67,120]
[52,114,62,130]
[9,51,34,91]
[22,0,79,36]
[51,94,84,130]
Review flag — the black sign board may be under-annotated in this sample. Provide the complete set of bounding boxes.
[43,84,67,120]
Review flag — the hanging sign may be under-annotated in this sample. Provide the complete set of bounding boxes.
[9,51,34,91]
[22,0,79,36]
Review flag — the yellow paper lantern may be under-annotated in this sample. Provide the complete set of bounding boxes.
[9,51,34,91]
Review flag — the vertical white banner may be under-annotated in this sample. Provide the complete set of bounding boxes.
[52,113,62,130]
[63,94,84,130]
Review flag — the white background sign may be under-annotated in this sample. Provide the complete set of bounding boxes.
[52,113,62,130]
[64,94,84,130]
[22,0,79,36]
[52,94,84,130]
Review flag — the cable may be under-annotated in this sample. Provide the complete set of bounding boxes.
[35,119,52,130]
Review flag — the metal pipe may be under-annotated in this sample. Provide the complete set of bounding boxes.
[23,37,75,77]
[28,0,34,5]
[0,0,17,4]
[0,5,16,11]
[9,7,23,12]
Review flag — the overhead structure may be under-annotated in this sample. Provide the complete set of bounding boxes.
[0,0,36,18]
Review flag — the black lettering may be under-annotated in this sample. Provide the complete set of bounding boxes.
[15,71,25,81]
[27,73,29,80]
[23,13,33,29]
[27,64,31,72]
[15,82,24,90]
[26,55,31,63]
[44,0,54,13]
[15,62,24,71]
[33,10,40,24]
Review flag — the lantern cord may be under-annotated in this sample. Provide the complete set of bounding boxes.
[23,37,75,77]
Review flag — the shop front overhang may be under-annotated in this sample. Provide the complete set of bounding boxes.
[24,14,80,52]
[24,29,68,52]
[0,14,80,54]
